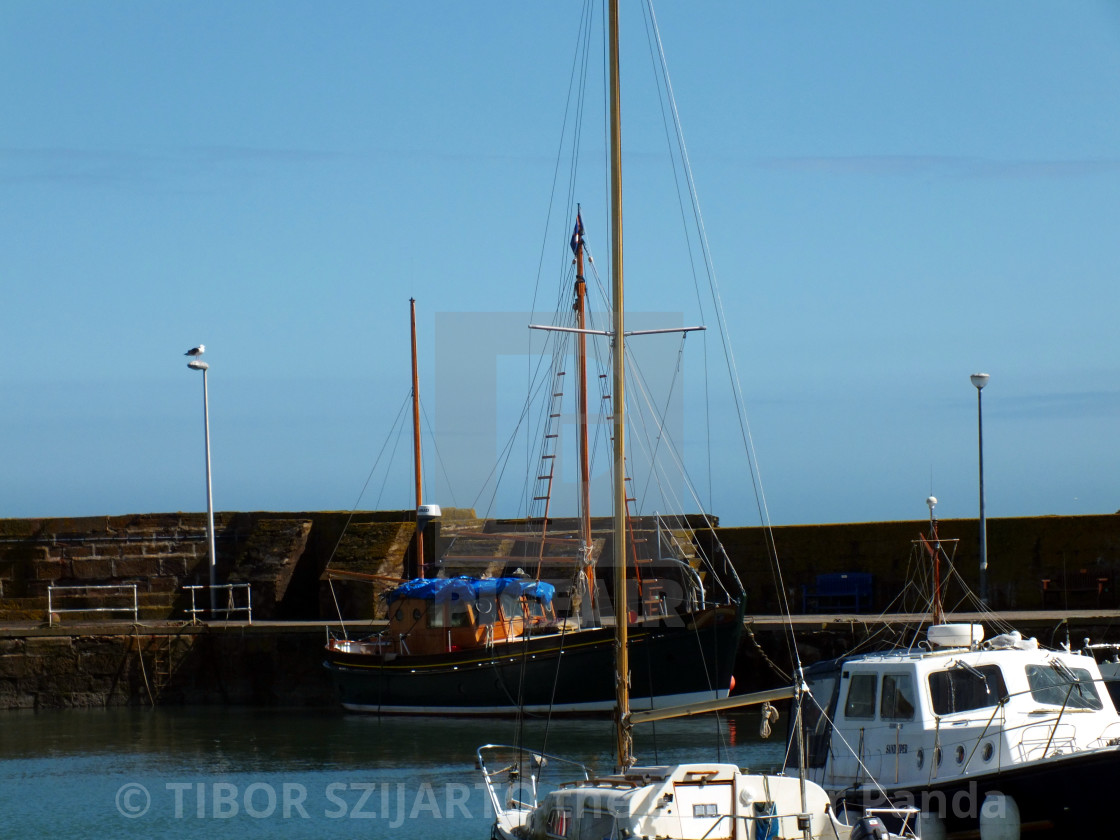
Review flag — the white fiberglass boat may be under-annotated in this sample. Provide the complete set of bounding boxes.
[799,499,1120,839]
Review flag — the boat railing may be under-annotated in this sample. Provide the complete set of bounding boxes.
[182,583,252,624]
[1015,721,1077,761]
[699,804,919,839]
[476,744,591,818]
[1088,721,1120,749]
[47,583,139,626]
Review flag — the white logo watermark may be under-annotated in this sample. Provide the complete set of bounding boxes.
[115,780,496,824]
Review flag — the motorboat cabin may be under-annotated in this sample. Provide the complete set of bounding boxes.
[799,623,1120,838]
[477,745,893,840]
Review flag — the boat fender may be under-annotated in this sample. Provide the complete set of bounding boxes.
[849,816,887,840]
[978,792,1020,840]
[759,702,780,739]
[917,812,947,840]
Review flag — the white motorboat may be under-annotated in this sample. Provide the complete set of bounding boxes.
[799,499,1120,839]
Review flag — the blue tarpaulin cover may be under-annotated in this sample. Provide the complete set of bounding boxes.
[384,576,555,607]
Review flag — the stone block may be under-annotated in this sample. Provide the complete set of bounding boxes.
[0,655,30,678]
[147,576,180,593]
[25,635,73,649]
[34,560,65,581]
[0,683,36,710]
[78,650,126,676]
[71,558,116,580]
[114,558,162,578]
[158,555,192,576]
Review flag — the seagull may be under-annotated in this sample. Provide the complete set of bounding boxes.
[185,345,205,357]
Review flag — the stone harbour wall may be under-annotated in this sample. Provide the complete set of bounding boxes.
[0,626,336,711]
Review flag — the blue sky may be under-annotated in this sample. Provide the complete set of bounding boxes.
[2,1,1118,527]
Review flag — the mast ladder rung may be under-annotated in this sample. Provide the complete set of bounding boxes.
[537,475,553,480]
[533,496,550,501]
[545,434,558,439]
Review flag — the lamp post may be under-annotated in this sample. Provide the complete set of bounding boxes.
[187,349,217,616]
[971,372,990,607]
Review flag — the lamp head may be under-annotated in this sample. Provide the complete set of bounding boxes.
[970,372,990,391]
[187,360,209,371]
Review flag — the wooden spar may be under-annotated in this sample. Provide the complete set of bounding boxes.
[573,207,595,608]
[323,569,407,584]
[608,0,632,771]
[630,686,797,725]
[410,298,425,578]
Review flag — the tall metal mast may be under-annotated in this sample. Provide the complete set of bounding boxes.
[608,0,632,771]
[410,298,425,578]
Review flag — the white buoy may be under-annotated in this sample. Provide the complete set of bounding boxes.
[979,792,1020,840]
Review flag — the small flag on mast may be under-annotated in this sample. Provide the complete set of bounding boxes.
[569,212,584,255]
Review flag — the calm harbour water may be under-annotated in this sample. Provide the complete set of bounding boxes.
[0,707,786,839]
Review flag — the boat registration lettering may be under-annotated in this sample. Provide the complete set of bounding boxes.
[884,743,908,755]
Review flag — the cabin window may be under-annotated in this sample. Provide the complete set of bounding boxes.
[428,603,446,628]
[500,592,521,622]
[803,667,840,768]
[448,593,472,628]
[1025,663,1103,710]
[577,809,616,840]
[844,673,878,719]
[928,664,1007,715]
[880,674,916,720]
[545,807,572,838]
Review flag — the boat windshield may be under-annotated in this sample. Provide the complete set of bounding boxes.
[1025,663,1103,710]
[928,664,1008,715]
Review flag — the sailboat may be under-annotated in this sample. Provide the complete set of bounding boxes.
[798,497,1120,839]
[477,2,918,839]
[322,295,745,715]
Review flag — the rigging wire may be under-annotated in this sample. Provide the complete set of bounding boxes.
[326,392,411,563]
[420,400,459,509]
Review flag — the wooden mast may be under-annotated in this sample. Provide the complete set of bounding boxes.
[410,298,425,578]
[929,495,944,625]
[572,208,595,610]
[608,0,632,771]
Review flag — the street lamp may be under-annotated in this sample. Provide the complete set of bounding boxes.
[971,372,990,607]
[187,347,217,616]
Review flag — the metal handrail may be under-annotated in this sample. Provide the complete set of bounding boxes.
[183,583,252,624]
[47,584,138,626]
